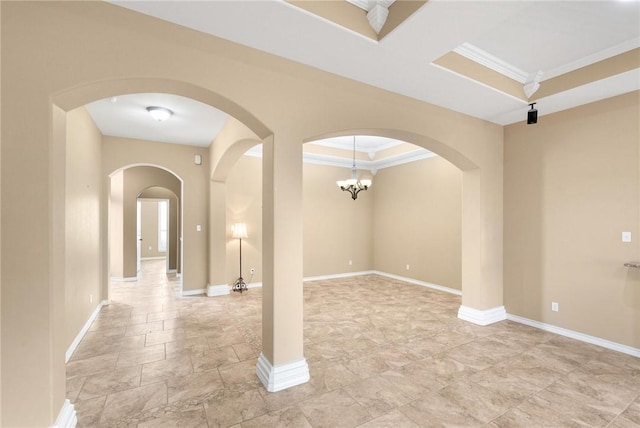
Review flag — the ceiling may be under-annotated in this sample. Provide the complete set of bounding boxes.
[90,0,640,152]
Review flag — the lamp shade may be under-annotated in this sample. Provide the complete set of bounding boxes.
[232,223,248,239]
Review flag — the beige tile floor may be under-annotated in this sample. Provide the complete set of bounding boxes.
[68,259,640,427]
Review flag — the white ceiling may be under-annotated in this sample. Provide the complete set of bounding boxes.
[91,0,640,150]
[86,93,228,147]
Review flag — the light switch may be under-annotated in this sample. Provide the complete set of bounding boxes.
[196,224,202,232]
[622,232,631,243]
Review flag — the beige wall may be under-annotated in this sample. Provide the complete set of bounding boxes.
[304,162,373,276]
[374,156,462,289]
[226,155,262,285]
[2,2,504,423]
[504,92,640,348]
[121,166,181,278]
[109,171,124,278]
[223,155,376,283]
[103,137,208,290]
[226,154,461,285]
[140,200,163,259]
[65,107,103,349]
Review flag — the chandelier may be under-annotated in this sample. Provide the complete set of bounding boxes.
[337,136,372,200]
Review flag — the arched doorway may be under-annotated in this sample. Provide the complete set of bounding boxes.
[108,165,182,298]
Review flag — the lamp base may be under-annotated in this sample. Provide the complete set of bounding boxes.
[232,277,247,293]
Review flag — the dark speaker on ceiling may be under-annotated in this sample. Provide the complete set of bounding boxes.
[527,103,538,125]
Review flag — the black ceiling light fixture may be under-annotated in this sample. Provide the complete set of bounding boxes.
[527,102,538,125]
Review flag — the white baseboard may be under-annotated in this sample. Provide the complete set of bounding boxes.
[372,271,462,296]
[303,271,375,282]
[507,313,640,358]
[256,353,310,392]
[140,256,166,261]
[110,276,137,282]
[51,399,76,428]
[182,288,206,296]
[458,305,507,326]
[207,284,230,297]
[66,300,108,363]
[168,269,177,274]
[247,281,262,289]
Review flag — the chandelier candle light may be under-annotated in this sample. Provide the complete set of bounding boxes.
[231,223,248,293]
[337,136,372,200]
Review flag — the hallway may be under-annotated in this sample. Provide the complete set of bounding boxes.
[66,260,640,427]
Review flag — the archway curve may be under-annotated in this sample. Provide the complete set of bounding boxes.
[211,137,262,182]
[304,128,479,172]
[109,162,184,184]
[108,164,185,295]
[138,185,179,200]
[52,77,272,140]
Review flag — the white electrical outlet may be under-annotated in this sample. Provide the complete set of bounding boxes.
[348,260,353,266]
[89,294,93,304]
[622,231,632,242]
[551,302,559,312]
[250,268,255,275]
[406,264,410,270]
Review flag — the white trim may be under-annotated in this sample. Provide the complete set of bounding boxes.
[50,399,77,428]
[458,305,507,326]
[247,281,262,289]
[304,271,376,282]
[245,145,436,171]
[368,150,437,170]
[309,138,401,154]
[207,284,230,297]
[544,37,640,81]
[168,269,177,274]
[110,276,137,282]
[256,353,310,392]
[66,300,108,363]
[372,271,462,296]
[454,42,529,83]
[454,38,640,85]
[507,313,640,358]
[430,62,528,104]
[182,288,206,296]
[140,256,166,261]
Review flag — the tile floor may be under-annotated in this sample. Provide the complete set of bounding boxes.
[68,260,640,427]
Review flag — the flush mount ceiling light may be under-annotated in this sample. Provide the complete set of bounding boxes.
[337,136,372,200]
[146,106,173,122]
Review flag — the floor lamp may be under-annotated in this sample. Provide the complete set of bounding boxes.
[232,223,248,293]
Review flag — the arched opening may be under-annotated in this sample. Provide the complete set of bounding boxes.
[2,4,507,424]
[300,133,463,294]
[48,78,275,418]
[107,165,183,298]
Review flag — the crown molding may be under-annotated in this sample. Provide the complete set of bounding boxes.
[543,37,640,81]
[308,138,402,154]
[454,42,529,83]
[245,145,435,171]
[454,38,640,87]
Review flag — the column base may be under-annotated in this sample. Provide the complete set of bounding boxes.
[256,353,310,392]
[458,305,506,326]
